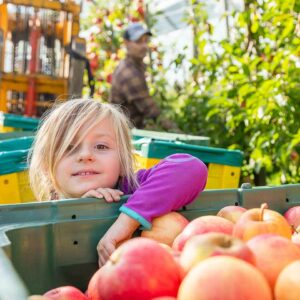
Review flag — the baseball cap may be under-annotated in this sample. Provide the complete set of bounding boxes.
[123,23,152,42]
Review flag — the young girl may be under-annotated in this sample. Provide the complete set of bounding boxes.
[28,98,208,267]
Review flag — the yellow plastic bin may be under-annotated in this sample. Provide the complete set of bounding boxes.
[134,140,243,189]
[0,150,34,204]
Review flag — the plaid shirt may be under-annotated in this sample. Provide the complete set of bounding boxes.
[109,55,158,128]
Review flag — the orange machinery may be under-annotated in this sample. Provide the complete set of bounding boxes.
[0,0,87,117]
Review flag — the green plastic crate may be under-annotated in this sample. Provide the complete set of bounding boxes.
[0,183,300,299]
[0,150,28,175]
[0,131,35,141]
[131,128,210,146]
[0,112,39,132]
[0,137,34,152]
[134,140,244,189]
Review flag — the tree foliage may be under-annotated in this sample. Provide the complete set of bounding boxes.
[83,0,300,185]
[164,0,300,185]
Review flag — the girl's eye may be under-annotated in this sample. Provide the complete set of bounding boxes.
[66,144,75,152]
[95,144,108,150]
[66,144,79,154]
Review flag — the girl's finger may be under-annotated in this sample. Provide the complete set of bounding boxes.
[106,189,123,201]
[98,252,108,268]
[81,190,103,199]
[96,188,114,203]
[115,189,124,195]
[97,243,114,267]
[97,246,109,266]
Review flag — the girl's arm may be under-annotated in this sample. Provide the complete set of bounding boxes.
[97,153,208,267]
[120,153,208,229]
[97,213,140,267]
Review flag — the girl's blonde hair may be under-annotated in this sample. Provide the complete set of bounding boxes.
[28,98,137,200]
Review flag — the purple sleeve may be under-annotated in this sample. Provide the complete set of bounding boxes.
[119,153,208,229]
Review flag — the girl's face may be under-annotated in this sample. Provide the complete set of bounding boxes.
[55,117,122,198]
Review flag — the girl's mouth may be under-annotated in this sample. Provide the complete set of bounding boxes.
[73,171,99,176]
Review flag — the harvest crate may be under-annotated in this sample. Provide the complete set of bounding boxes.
[1,183,300,299]
[134,140,243,189]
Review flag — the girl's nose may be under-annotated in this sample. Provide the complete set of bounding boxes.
[77,148,95,162]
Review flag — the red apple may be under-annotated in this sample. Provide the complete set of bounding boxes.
[43,286,88,300]
[233,203,292,241]
[284,206,300,229]
[274,260,300,300]
[157,243,185,278]
[86,237,183,300]
[217,205,247,223]
[89,55,99,70]
[172,215,234,252]
[137,5,145,17]
[106,73,113,83]
[290,150,299,161]
[247,234,300,289]
[141,212,189,246]
[177,256,272,300]
[179,232,255,273]
[158,243,181,260]
[86,268,102,300]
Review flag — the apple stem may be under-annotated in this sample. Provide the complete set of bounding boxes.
[223,236,232,248]
[259,203,268,221]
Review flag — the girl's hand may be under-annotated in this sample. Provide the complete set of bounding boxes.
[97,213,140,267]
[81,188,124,202]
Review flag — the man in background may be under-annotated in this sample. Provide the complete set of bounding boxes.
[109,23,161,129]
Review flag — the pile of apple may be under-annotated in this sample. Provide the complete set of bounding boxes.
[29,205,300,300]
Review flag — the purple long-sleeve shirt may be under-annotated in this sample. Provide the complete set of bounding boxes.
[119,153,208,229]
